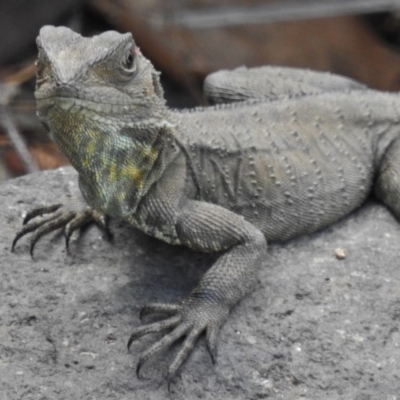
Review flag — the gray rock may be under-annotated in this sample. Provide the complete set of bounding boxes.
[1,167,400,399]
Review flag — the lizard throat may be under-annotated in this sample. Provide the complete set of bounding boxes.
[42,103,164,217]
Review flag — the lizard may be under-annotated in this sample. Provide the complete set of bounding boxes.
[12,26,400,387]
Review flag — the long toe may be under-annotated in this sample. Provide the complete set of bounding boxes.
[23,204,62,225]
[127,315,181,350]
[167,325,203,381]
[30,211,76,256]
[12,216,59,251]
[136,323,190,378]
[65,210,94,250]
[140,303,181,319]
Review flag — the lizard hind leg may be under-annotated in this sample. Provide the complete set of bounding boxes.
[128,300,222,386]
[374,137,400,219]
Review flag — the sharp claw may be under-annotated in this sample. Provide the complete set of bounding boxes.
[206,338,218,365]
[134,323,191,379]
[127,334,135,351]
[11,235,19,252]
[65,235,71,253]
[206,326,219,365]
[64,228,73,253]
[136,359,143,379]
[29,241,36,259]
[135,355,159,381]
[93,212,113,240]
[104,227,114,242]
[127,315,181,350]
[129,301,224,382]
[28,212,76,257]
[167,373,173,394]
[14,206,104,257]
[23,204,62,225]
[93,212,107,228]
[208,346,217,365]
[12,218,54,252]
[167,326,203,382]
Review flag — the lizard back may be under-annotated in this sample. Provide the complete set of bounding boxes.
[175,90,400,240]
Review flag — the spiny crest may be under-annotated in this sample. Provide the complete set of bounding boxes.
[37,26,133,83]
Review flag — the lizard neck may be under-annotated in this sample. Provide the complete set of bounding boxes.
[43,105,179,217]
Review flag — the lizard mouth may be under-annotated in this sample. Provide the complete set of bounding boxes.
[36,94,134,119]
[35,81,143,117]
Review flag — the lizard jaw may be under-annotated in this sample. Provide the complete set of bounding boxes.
[36,96,136,121]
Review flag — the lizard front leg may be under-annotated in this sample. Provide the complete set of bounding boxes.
[12,203,108,255]
[12,175,109,255]
[128,200,266,385]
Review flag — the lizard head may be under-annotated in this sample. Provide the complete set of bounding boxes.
[34,26,174,203]
[35,25,166,125]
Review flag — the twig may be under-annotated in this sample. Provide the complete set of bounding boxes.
[0,96,38,174]
[161,0,400,29]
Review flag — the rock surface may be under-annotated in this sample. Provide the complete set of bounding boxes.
[1,167,400,399]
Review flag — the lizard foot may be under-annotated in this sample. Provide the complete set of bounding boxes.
[127,296,230,388]
[12,204,108,256]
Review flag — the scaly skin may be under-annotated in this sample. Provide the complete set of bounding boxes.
[203,65,366,104]
[12,26,400,387]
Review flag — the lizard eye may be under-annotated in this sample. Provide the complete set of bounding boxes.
[122,47,136,72]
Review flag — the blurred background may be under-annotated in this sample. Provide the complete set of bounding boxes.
[0,0,400,181]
